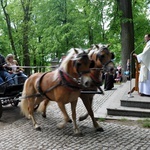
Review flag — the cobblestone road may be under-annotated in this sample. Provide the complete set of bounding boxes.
[0,84,150,150]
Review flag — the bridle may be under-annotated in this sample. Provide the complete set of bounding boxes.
[73,53,90,77]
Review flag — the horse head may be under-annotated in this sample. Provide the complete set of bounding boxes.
[88,43,115,72]
[59,48,92,88]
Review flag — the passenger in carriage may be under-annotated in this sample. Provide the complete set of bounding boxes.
[133,34,150,96]
[0,54,14,85]
[5,54,27,84]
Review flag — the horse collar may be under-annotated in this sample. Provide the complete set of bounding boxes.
[90,72,102,86]
[59,69,82,90]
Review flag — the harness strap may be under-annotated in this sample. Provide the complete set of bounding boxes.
[36,72,61,100]
[36,69,81,99]
[59,69,82,90]
[21,69,83,99]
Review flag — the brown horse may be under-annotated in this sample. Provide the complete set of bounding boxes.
[39,44,114,132]
[79,44,115,132]
[20,48,93,135]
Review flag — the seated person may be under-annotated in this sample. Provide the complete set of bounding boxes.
[0,54,14,85]
[6,54,27,84]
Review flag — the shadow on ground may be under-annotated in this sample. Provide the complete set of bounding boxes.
[0,105,23,128]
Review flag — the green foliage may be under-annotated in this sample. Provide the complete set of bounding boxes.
[0,0,149,66]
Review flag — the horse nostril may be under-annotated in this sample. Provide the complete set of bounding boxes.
[84,81,90,87]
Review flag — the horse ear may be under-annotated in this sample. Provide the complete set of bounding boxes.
[95,44,99,49]
[87,48,92,53]
[89,60,95,68]
[106,44,110,48]
[74,48,78,54]
[111,52,115,59]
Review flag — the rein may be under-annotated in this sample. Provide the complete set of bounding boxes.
[103,60,113,68]
[89,69,104,95]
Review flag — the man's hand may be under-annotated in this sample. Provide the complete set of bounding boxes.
[133,53,137,58]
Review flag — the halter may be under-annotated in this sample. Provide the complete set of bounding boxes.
[74,53,90,77]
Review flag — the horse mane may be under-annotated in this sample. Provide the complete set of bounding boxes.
[52,48,83,81]
[59,48,84,72]
[88,43,109,58]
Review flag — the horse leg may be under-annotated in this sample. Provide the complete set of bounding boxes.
[79,95,93,121]
[37,99,50,118]
[71,101,82,136]
[81,98,104,132]
[36,98,50,118]
[56,102,72,129]
[28,98,41,131]
[42,99,49,118]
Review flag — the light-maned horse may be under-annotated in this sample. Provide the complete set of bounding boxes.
[39,44,114,132]
[20,48,93,135]
[79,44,115,132]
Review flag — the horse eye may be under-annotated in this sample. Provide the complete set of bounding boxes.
[101,54,105,58]
[76,62,81,67]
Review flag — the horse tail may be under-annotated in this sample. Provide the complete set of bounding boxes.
[37,99,50,113]
[20,79,30,118]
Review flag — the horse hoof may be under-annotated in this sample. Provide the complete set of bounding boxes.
[35,127,41,131]
[35,126,41,131]
[68,119,72,123]
[79,116,84,121]
[79,114,88,121]
[96,127,104,132]
[57,122,65,129]
[42,114,46,118]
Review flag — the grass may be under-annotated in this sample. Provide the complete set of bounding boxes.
[98,118,106,121]
[98,117,150,128]
[137,119,150,128]
[119,118,128,122]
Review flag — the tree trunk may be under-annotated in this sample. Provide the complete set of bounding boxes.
[21,0,31,75]
[117,0,135,78]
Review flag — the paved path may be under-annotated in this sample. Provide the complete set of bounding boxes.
[0,83,150,150]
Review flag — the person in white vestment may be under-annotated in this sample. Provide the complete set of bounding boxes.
[133,34,150,96]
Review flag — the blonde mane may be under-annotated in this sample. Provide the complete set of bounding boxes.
[88,43,107,58]
[52,48,83,81]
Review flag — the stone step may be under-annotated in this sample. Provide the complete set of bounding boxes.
[107,107,150,118]
[121,99,150,109]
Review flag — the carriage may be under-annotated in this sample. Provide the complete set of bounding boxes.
[0,76,26,118]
